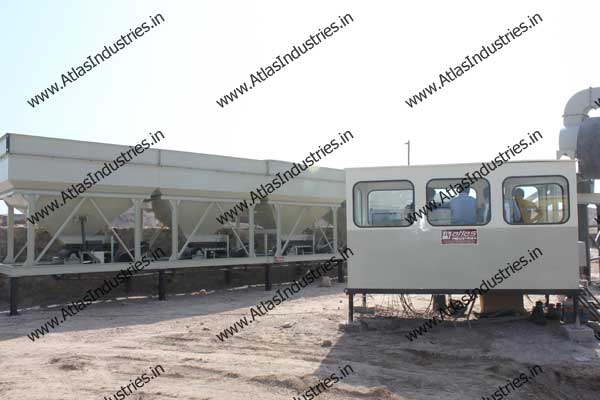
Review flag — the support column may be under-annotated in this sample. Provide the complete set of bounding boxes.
[249,205,255,257]
[24,194,38,266]
[124,276,132,294]
[573,293,579,325]
[133,199,142,261]
[264,233,268,256]
[348,293,354,323]
[9,277,18,316]
[111,236,115,263]
[265,264,272,291]
[275,204,282,256]
[169,200,179,261]
[235,216,242,249]
[577,179,592,282]
[158,270,166,300]
[433,294,447,310]
[362,293,367,307]
[5,204,14,263]
[337,261,345,283]
[332,206,338,253]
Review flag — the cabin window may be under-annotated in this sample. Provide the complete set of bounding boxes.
[353,180,414,227]
[503,176,569,224]
[426,178,491,226]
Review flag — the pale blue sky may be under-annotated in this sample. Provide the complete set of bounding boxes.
[1,0,169,144]
[1,1,599,196]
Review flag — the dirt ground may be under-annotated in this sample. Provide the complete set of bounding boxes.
[1,277,600,400]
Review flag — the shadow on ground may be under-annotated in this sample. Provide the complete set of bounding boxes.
[308,315,600,400]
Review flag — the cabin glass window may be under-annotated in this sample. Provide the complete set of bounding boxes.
[503,176,569,224]
[426,178,491,226]
[353,180,414,227]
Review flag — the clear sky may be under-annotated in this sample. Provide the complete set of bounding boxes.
[0,1,598,176]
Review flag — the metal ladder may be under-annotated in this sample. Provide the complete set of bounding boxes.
[579,286,600,322]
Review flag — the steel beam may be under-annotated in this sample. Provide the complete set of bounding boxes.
[215,203,248,256]
[13,243,27,263]
[24,194,39,266]
[90,198,134,261]
[4,204,14,263]
[314,216,334,253]
[264,264,272,291]
[332,206,338,252]
[133,199,142,261]
[158,270,166,300]
[248,205,255,257]
[170,200,179,261]
[337,261,345,283]
[275,204,282,256]
[281,207,307,255]
[9,277,18,316]
[176,202,214,259]
[36,198,87,263]
[348,293,354,323]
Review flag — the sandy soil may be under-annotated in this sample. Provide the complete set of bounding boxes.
[1,280,600,400]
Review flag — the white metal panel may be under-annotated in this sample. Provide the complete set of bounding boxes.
[160,149,267,174]
[266,160,345,182]
[346,160,578,290]
[7,155,160,193]
[0,134,344,203]
[0,133,347,269]
[0,134,8,157]
[156,167,344,202]
[0,156,8,184]
[7,133,160,165]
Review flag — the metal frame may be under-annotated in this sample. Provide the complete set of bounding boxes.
[175,201,214,259]
[89,198,134,261]
[215,202,249,256]
[344,288,581,323]
[1,190,341,269]
[0,133,345,315]
[280,206,307,255]
[35,198,87,263]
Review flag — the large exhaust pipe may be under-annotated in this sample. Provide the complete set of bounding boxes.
[559,87,600,282]
[559,87,600,179]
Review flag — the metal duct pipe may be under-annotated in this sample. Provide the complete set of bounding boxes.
[559,87,600,179]
[558,87,600,160]
[560,88,600,283]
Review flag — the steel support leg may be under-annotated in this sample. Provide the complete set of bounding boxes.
[337,261,344,283]
[9,277,18,316]
[348,293,354,323]
[433,294,447,310]
[158,270,166,301]
[265,264,272,291]
[124,276,132,294]
[573,293,579,324]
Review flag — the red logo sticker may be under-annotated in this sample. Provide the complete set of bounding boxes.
[441,229,478,244]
